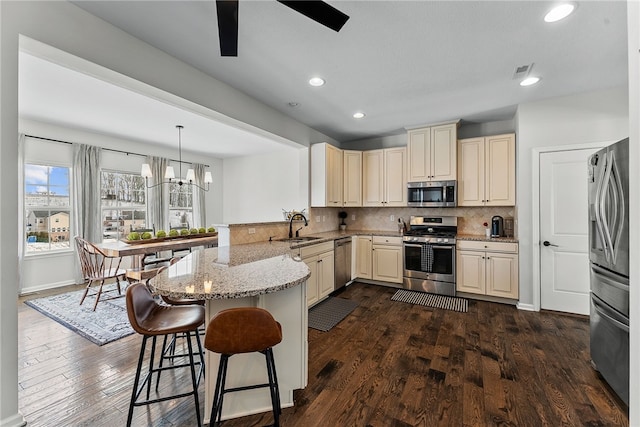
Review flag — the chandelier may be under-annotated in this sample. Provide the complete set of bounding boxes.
[140,125,212,191]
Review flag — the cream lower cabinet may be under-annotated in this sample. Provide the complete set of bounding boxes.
[300,241,335,307]
[355,236,373,279]
[372,236,403,283]
[356,235,403,284]
[456,240,518,299]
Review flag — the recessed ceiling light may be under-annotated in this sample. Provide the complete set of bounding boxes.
[544,3,575,23]
[308,77,325,87]
[353,112,366,119]
[520,76,541,86]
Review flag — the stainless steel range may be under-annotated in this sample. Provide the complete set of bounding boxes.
[403,216,457,296]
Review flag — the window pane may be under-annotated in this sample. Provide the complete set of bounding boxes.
[25,164,71,254]
[25,165,71,207]
[102,209,123,242]
[101,171,147,241]
[169,209,193,229]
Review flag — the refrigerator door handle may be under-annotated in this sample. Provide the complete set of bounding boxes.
[607,151,625,263]
[591,264,630,289]
[593,153,609,261]
[592,296,629,333]
[599,152,616,263]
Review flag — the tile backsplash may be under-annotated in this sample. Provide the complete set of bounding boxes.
[227,206,516,244]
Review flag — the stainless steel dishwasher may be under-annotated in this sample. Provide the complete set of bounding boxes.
[334,237,352,289]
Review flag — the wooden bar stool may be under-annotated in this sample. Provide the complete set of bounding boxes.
[204,307,283,427]
[125,282,205,427]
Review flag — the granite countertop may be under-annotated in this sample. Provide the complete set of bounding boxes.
[457,234,519,243]
[151,244,310,300]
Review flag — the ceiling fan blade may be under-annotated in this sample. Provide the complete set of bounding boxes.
[216,0,239,56]
[277,1,349,32]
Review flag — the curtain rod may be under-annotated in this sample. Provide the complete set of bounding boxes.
[24,134,210,168]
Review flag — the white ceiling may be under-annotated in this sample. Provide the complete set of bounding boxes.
[21,1,628,155]
[19,51,292,158]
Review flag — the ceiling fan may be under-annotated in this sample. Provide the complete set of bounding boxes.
[215,0,350,56]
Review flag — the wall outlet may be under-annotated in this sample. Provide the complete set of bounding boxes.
[315,216,321,223]
[322,215,326,222]
[390,214,395,221]
[248,228,256,234]
[351,214,356,221]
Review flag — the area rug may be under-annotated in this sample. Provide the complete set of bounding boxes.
[24,285,134,346]
[308,297,358,332]
[391,289,468,313]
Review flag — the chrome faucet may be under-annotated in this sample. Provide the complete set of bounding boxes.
[288,213,308,238]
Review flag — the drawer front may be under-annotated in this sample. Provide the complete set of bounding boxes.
[300,240,334,258]
[457,240,518,253]
[372,235,402,246]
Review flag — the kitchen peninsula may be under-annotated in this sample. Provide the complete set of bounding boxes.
[151,242,310,423]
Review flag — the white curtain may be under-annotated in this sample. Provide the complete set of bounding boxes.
[147,156,169,232]
[192,163,207,229]
[72,143,102,282]
[17,134,26,293]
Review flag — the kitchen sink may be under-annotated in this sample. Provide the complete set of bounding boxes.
[274,236,321,243]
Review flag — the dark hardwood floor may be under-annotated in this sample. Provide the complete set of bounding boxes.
[18,282,628,426]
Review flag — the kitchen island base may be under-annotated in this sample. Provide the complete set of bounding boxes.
[204,282,308,423]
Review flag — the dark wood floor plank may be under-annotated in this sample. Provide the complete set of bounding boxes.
[18,282,628,426]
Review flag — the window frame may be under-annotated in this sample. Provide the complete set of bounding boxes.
[24,162,73,256]
[100,169,148,242]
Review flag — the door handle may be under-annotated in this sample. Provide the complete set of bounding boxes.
[543,241,558,247]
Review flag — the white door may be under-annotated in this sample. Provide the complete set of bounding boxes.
[539,148,598,314]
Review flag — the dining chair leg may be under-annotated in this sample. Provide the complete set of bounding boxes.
[79,279,93,306]
[92,280,106,311]
[146,336,158,400]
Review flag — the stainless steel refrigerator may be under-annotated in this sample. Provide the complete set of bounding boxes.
[587,137,629,406]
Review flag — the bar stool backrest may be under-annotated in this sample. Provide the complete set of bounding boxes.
[125,283,158,335]
[205,307,282,355]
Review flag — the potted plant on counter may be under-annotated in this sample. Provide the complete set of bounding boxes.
[338,211,348,231]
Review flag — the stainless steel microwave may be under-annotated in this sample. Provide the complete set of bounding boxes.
[407,180,457,207]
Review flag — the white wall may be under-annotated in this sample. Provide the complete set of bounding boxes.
[514,86,629,308]
[222,147,309,223]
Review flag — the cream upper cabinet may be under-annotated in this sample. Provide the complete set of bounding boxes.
[456,241,518,299]
[408,123,457,182]
[363,147,407,207]
[311,142,343,207]
[458,133,515,206]
[343,150,362,207]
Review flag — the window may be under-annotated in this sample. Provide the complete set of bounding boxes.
[101,171,146,242]
[169,182,193,230]
[25,164,71,253]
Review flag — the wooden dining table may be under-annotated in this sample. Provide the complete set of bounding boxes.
[97,235,219,267]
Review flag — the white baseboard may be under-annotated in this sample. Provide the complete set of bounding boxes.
[0,412,26,427]
[20,280,77,296]
[517,302,537,311]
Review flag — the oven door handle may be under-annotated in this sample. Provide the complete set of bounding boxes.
[403,243,456,249]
